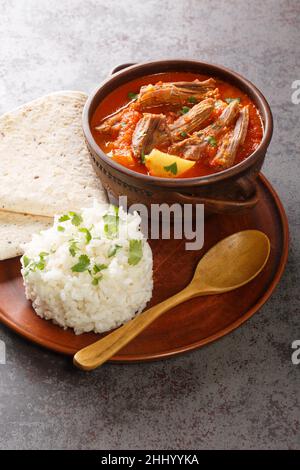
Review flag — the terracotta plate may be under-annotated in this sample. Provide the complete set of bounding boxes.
[0,174,289,362]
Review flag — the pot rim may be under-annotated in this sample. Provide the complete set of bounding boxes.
[82,59,273,187]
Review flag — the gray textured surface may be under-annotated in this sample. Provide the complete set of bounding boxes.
[0,0,299,450]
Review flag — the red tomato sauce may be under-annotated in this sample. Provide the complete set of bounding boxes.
[91,72,263,178]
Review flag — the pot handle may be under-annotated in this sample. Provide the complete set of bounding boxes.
[172,178,259,213]
[110,63,137,75]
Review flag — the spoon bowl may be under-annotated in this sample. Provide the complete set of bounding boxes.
[74,230,270,370]
[192,230,270,292]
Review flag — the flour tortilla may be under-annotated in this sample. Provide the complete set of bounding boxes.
[0,211,52,260]
[0,91,106,217]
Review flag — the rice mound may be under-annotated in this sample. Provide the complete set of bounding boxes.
[21,202,153,334]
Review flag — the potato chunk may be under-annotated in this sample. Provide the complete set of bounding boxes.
[145,149,196,178]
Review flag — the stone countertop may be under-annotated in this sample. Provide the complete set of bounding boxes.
[0,0,299,450]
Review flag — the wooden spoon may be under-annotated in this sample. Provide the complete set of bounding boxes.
[74,230,270,370]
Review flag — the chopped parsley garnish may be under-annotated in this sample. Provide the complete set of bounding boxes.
[108,244,122,258]
[58,214,70,222]
[58,212,82,226]
[188,96,197,104]
[90,263,107,285]
[71,254,90,273]
[181,106,190,114]
[36,259,46,271]
[163,162,178,175]
[79,228,92,244]
[69,211,83,227]
[57,225,65,232]
[22,252,49,275]
[103,212,119,239]
[214,100,224,108]
[205,136,217,147]
[180,131,187,138]
[69,240,78,257]
[128,239,143,266]
[104,223,117,239]
[92,277,101,286]
[141,150,146,164]
[93,263,107,274]
[128,92,138,101]
[120,122,126,127]
[22,255,30,268]
[225,97,241,104]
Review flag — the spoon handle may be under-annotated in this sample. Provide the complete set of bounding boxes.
[73,286,197,370]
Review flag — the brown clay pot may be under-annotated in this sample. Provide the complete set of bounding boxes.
[82,60,273,215]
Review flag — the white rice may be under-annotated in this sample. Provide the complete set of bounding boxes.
[21,202,153,334]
